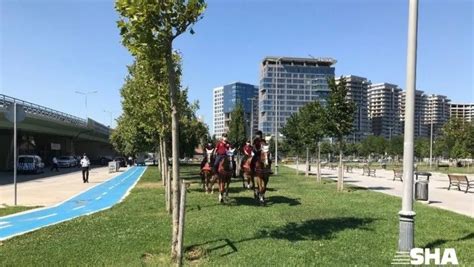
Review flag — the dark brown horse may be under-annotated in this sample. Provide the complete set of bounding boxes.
[202,149,216,193]
[254,145,271,204]
[215,152,233,203]
[241,156,254,190]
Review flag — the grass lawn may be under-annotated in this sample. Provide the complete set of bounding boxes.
[0,165,472,266]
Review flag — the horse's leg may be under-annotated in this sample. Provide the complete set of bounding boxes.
[254,175,261,200]
[225,175,230,197]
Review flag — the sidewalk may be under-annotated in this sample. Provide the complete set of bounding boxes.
[0,167,126,207]
[286,164,474,218]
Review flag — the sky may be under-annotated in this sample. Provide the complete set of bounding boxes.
[1,0,473,131]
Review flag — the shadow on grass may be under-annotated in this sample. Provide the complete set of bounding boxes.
[254,217,376,242]
[424,232,474,249]
[231,195,301,207]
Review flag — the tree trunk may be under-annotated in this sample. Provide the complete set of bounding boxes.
[296,155,299,175]
[159,136,165,186]
[305,147,309,176]
[337,147,343,191]
[165,45,180,260]
[317,142,321,183]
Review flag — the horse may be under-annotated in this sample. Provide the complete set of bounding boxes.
[215,150,233,203]
[241,156,254,190]
[254,145,271,205]
[201,148,216,193]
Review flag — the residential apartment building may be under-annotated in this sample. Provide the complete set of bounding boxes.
[212,82,258,137]
[450,103,474,123]
[338,75,371,142]
[368,83,402,139]
[258,56,336,135]
[400,90,428,138]
[424,94,451,137]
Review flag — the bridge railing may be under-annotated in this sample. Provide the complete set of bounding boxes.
[0,94,87,127]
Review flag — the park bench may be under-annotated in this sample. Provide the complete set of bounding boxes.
[447,174,474,193]
[393,169,403,181]
[345,165,353,173]
[362,166,376,177]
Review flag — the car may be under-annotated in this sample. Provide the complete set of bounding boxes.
[18,155,45,174]
[57,156,77,168]
[114,157,127,168]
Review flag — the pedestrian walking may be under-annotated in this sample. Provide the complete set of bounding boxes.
[50,156,59,172]
[80,154,90,183]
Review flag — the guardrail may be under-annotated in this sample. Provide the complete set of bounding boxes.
[0,94,87,127]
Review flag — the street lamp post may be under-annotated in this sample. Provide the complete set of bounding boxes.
[248,97,256,142]
[399,0,419,252]
[429,114,433,169]
[274,57,282,175]
[75,90,98,119]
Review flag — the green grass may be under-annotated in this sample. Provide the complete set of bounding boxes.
[0,206,39,217]
[0,166,473,266]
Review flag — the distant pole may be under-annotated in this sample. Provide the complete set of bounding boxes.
[75,90,98,119]
[249,98,254,141]
[274,58,281,175]
[399,0,418,252]
[103,110,114,128]
[13,101,17,205]
[429,115,433,169]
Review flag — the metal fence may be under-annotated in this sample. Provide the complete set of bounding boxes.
[0,94,87,127]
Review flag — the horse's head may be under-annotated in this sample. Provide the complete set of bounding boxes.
[206,148,213,161]
[260,145,270,168]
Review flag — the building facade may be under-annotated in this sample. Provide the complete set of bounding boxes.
[424,94,451,137]
[258,56,336,135]
[399,90,428,138]
[368,83,402,139]
[338,75,371,142]
[212,82,258,137]
[450,103,474,123]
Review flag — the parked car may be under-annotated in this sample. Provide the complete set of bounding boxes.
[18,155,45,174]
[114,157,127,168]
[91,156,113,166]
[57,156,77,168]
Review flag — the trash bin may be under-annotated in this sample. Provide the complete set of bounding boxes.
[415,180,429,201]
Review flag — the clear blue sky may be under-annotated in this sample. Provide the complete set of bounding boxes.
[1,0,472,131]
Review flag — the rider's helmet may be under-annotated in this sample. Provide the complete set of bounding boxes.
[222,133,228,141]
[255,130,263,139]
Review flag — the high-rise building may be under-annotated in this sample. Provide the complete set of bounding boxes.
[338,75,371,142]
[424,94,451,137]
[450,103,474,123]
[400,90,428,138]
[212,82,258,137]
[258,56,336,135]
[368,83,402,139]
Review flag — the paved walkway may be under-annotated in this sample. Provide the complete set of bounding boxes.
[0,166,122,207]
[0,166,146,241]
[286,164,474,218]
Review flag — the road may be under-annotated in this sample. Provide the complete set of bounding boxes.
[0,166,146,241]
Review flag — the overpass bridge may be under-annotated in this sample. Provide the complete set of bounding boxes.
[0,94,116,170]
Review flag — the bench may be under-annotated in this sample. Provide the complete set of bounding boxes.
[448,174,474,193]
[345,165,353,173]
[393,169,403,181]
[362,166,376,177]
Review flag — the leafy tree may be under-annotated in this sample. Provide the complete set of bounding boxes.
[281,112,305,160]
[228,102,247,148]
[436,118,473,159]
[360,135,386,157]
[326,77,356,191]
[116,0,207,261]
[299,101,327,180]
[414,137,430,159]
[387,135,404,160]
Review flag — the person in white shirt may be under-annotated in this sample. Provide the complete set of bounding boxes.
[50,156,59,172]
[80,154,90,183]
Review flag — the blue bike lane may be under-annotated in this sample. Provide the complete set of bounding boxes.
[0,166,147,241]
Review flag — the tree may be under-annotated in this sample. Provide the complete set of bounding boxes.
[299,101,327,181]
[281,112,305,162]
[228,102,247,148]
[414,137,430,159]
[326,77,356,191]
[436,118,473,160]
[116,0,207,261]
[387,136,404,160]
[360,135,386,158]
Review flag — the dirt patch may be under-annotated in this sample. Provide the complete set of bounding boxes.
[136,182,161,189]
[186,245,207,262]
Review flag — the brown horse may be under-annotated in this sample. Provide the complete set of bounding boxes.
[241,156,254,190]
[202,149,216,193]
[215,152,233,203]
[254,145,271,205]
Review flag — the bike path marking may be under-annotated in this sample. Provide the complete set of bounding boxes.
[0,166,147,241]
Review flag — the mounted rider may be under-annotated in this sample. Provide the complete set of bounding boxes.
[200,142,214,174]
[240,140,253,171]
[213,133,230,173]
[250,130,269,173]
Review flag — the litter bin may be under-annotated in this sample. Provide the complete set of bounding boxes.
[415,180,429,201]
